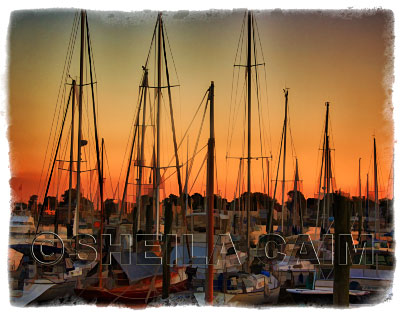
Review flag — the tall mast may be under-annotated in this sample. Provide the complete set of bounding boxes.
[325,134,331,229]
[359,158,362,198]
[205,81,215,304]
[357,157,363,245]
[75,10,86,234]
[315,132,325,238]
[239,158,242,230]
[155,13,162,237]
[67,80,76,234]
[293,158,299,233]
[267,157,270,197]
[322,102,330,230]
[374,137,379,236]
[281,89,288,234]
[246,10,252,262]
[185,138,190,231]
[121,82,143,221]
[136,69,149,232]
[366,173,369,231]
[99,138,104,287]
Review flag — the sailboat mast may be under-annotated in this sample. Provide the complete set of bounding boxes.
[374,137,379,235]
[185,138,190,231]
[155,13,162,237]
[357,157,363,245]
[206,81,215,304]
[293,158,298,233]
[359,158,362,198]
[281,89,288,234]
[325,135,331,228]
[246,10,252,259]
[322,102,329,230]
[136,69,149,232]
[99,138,104,287]
[75,10,86,233]
[67,80,76,231]
[366,173,369,231]
[239,158,242,229]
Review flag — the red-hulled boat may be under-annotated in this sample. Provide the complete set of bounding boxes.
[75,251,188,305]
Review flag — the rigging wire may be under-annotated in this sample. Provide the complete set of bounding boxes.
[252,18,267,195]
[184,97,209,192]
[254,16,273,157]
[38,12,79,200]
[189,152,208,194]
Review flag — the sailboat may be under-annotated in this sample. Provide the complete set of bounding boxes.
[75,12,188,305]
[287,136,393,304]
[10,10,105,306]
[214,11,279,306]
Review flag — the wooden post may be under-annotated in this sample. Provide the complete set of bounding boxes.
[145,203,153,234]
[162,200,173,299]
[333,192,350,307]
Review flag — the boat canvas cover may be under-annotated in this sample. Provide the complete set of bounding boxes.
[10,215,34,224]
[111,251,162,282]
[170,245,207,268]
[350,268,394,280]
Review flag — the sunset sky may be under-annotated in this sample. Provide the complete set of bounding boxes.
[7,9,394,205]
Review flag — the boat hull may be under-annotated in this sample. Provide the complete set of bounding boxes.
[75,279,188,305]
[220,286,280,306]
[286,288,370,305]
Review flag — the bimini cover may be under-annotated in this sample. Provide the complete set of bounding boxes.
[111,251,163,282]
[170,245,207,268]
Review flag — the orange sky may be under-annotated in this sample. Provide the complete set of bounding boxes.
[7,9,394,205]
